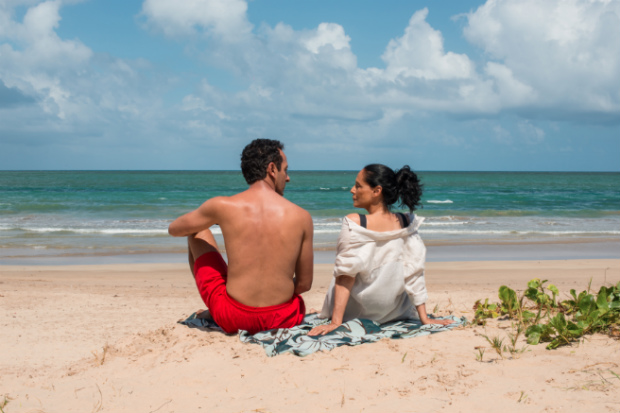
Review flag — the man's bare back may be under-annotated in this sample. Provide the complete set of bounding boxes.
[199,185,312,306]
[169,143,313,312]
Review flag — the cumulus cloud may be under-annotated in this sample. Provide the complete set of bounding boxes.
[134,0,619,152]
[304,23,350,54]
[464,0,620,114]
[381,8,474,81]
[140,0,252,42]
[1,0,619,170]
[0,0,177,159]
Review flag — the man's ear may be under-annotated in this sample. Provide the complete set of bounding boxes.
[267,162,277,178]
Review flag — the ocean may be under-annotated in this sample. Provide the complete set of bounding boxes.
[1,171,619,263]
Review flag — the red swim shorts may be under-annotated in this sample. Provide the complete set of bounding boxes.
[193,251,305,335]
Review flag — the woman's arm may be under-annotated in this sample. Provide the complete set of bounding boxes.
[308,275,355,336]
[416,303,456,326]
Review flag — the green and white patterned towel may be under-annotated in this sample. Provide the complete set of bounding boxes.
[179,312,466,357]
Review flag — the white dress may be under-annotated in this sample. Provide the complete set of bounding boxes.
[318,214,428,324]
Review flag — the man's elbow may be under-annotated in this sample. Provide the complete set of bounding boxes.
[168,223,182,237]
[295,279,313,295]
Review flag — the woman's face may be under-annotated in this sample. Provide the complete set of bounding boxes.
[351,169,377,209]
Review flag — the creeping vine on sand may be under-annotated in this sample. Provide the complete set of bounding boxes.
[0,395,12,413]
[473,279,620,350]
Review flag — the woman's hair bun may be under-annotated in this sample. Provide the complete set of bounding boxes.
[395,165,423,211]
[363,164,423,211]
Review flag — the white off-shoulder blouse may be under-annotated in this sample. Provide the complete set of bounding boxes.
[318,214,428,324]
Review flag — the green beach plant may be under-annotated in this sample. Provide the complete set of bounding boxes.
[506,323,528,357]
[481,334,504,359]
[0,395,11,413]
[472,298,502,325]
[474,279,620,350]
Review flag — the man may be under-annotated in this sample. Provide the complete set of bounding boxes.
[169,139,313,334]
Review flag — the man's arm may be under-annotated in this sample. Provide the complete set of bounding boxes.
[293,212,314,295]
[168,197,223,237]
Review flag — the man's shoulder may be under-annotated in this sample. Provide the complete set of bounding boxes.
[280,197,312,223]
[200,195,231,209]
[230,190,310,216]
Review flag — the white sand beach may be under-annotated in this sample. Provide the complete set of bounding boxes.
[1,258,619,412]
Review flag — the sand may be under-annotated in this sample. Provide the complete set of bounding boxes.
[1,259,619,412]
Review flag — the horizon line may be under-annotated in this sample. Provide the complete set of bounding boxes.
[1,169,619,173]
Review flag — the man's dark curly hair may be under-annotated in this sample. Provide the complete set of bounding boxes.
[240,139,285,184]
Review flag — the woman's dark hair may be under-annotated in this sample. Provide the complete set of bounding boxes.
[240,139,284,184]
[362,164,423,211]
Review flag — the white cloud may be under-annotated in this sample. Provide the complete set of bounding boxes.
[0,0,175,147]
[304,23,350,54]
[59,0,620,131]
[140,0,252,42]
[464,0,620,113]
[2,0,619,171]
[0,1,93,119]
[381,8,474,81]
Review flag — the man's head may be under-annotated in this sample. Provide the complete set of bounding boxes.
[241,139,289,193]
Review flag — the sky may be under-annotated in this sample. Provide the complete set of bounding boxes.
[0,0,619,171]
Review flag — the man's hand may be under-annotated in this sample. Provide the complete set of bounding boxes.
[308,322,341,336]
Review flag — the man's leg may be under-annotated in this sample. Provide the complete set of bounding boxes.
[187,229,219,277]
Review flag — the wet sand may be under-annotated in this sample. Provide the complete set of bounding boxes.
[2,239,618,265]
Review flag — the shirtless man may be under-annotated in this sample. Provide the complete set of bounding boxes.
[169,139,313,334]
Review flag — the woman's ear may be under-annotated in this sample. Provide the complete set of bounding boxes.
[372,186,383,198]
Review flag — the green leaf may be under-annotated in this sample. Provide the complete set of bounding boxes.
[566,321,582,337]
[499,286,518,313]
[579,295,596,316]
[528,279,541,290]
[596,288,609,310]
[586,309,602,323]
[525,325,543,345]
[549,313,567,332]
[522,310,536,322]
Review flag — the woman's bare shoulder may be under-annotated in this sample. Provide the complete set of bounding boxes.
[345,213,361,225]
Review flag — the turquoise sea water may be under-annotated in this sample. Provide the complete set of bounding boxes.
[0,171,619,261]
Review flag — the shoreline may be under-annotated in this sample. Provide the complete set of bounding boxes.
[2,239,618,266]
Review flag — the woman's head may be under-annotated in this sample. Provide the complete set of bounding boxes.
[353,164,423,212]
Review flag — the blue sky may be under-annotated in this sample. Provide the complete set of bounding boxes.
[1,0,619,171]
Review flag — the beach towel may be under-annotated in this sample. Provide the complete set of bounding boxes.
[179,312,466,357]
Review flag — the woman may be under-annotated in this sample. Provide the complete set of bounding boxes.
[308,164,454,336]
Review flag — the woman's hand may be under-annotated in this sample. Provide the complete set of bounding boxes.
[417,303,457,326]
[420,317,456,326]
[308,322,342,336]
[308,275,355,336]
